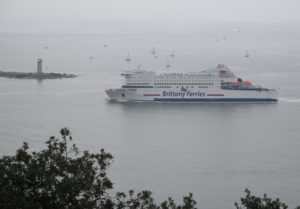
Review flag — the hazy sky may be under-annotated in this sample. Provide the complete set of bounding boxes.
[1,0,300,32]
[1,0,300,22]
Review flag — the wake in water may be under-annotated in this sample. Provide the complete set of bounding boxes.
[279,97,300,103]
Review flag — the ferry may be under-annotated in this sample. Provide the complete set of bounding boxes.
[105,64,277,102]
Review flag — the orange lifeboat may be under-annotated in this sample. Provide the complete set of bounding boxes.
[242,81,252,86]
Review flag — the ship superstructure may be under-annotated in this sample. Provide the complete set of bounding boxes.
[105,64,277,102]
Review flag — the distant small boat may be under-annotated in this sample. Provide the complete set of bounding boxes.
[44,46,49,50]
[125,52,131,62]
[245,51,250,58]
[170,52,175,58]
[151,48,156,55]
[166,59,171,68]
[136,64,142,70]
[223,35,226,40]
[89,56,94,60]
[103,44,108,47]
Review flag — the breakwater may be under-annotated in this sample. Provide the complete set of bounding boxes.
[0,71,77,79]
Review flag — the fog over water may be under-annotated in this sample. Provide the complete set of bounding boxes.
[1,0,300,208]
[1,0,300,34]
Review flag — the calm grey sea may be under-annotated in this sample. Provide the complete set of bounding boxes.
[0,24,300,208]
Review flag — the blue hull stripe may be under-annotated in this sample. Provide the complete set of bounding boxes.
[153,98,277,102]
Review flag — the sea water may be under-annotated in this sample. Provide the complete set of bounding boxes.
[0,23,300,208]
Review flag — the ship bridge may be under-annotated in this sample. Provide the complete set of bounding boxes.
[202,64,236,78]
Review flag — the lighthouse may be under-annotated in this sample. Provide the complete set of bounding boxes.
[37,58,43,74]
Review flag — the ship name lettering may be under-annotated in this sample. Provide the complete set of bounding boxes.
[186,91,205,97]
[162,91,205,97]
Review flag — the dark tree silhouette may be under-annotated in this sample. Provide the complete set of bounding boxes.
[1,128,297,209]
[0,128,196,209]
[235,188,288,209]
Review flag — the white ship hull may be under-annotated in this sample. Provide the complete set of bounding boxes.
[105,88,277,102]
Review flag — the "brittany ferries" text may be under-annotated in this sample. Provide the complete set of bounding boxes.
[162,91,205,97]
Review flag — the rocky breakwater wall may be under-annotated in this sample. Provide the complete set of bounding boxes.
[0,71,77,79]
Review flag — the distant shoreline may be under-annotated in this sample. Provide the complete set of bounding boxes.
[0,71,77,80]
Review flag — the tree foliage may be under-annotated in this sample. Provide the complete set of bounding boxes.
[0,128,196,209]
[235,188,288,209]
[1,128,297,209]
[113,190,196,209]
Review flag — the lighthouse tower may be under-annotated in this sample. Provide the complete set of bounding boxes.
[37,58,43,74]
